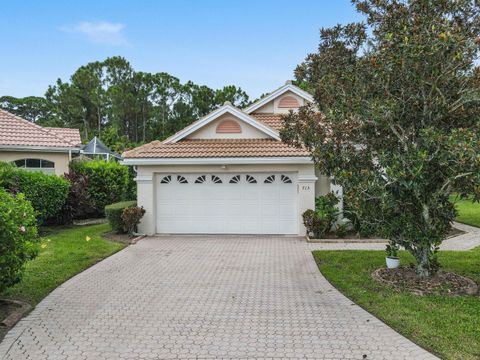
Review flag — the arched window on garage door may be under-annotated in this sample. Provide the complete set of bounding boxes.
[13,158,55,174]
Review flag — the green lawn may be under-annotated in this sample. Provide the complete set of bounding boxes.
[451,195,480,228]
[2,224,125,305]
[313,249,480,360]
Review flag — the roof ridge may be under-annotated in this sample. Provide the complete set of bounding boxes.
[181,138,278,142]
[0,109,77,147]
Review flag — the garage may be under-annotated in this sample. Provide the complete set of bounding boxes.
[123,83,323,236]
[156,172,298,234]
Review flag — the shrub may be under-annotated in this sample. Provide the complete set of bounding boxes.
[315,193,339,225]
[335,223,348,238]
[121,206,145,236]
[0,161,18,189]
[71,160,132,217]
[105,201,137,234]
[302,209,324,238]
[343,188,380,237]
[0,188,38,293]
[0,162,70,224]
[303,193,340,238]
[59,169,95,224]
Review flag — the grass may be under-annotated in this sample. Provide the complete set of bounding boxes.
[313,248,480,360]
[1,223,125,305]
[450,195,480,228]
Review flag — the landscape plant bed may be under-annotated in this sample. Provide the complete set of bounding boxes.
[372,267,478,296]
[0,299,32,341]
[102,231,145,245]
[73,218,108,226]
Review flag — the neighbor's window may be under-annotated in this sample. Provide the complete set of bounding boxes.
[13,158,55,174]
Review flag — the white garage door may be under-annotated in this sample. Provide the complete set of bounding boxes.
[156,173,297,234]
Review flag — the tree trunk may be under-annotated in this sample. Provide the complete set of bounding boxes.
[413,246,432,277]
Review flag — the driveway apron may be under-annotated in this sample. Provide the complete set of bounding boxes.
[0,236,437,359]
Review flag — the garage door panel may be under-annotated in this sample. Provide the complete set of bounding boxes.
[156,172,297,234]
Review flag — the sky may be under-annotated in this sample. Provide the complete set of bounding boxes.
[0,0,363,99]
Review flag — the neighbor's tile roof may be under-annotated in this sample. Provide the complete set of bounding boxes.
[45,127,82,146]
[251,113,285,131]
[123,139,309,159]
[0,109,80,148]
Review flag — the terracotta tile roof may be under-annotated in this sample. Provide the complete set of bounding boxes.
[123,139,309,159]
[0,109,80,148]
[251,113,285,131]
[45,127,82,146]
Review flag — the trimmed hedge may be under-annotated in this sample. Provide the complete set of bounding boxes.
[71,160,132,217]
[0,162,70,224]
[0,188,38,293]
[105,201,137,233]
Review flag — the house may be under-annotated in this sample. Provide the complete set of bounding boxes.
[0,109,81,175]
[123,81,339,236]
[80,136,122,161]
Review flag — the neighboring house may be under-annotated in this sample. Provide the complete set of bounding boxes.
[80,136,122,161]
[0,109,81,175]
[123,81,338,236]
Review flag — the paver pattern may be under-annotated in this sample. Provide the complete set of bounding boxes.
[0,235,439,360]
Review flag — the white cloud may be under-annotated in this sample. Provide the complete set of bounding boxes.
[61,21,129,46]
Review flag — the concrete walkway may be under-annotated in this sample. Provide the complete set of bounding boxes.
[0,235,442,360]
[305,221,480,251]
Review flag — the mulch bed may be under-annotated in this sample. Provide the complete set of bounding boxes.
[0,299,32,342]
[102,231,145,245]
[102,231,133,245]
[372,267,478,296]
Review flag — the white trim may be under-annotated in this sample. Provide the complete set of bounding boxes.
[243,83,314,114]
[163,104,280,144]
[0,145,80,152]
[134,175,153,183]
[122,156,313,166]
[298,175,318,183]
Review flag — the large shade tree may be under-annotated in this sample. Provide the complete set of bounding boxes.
[282,0,480,276]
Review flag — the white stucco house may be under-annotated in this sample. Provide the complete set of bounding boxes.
[123,82,339,236]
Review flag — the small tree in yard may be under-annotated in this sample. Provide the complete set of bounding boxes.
[282,0,480,276]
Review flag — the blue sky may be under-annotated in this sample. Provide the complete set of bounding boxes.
[0,0,362,99]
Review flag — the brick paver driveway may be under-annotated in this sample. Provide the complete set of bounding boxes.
[0,236,437,360]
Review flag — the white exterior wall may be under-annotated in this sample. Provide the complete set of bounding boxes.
[187,114,269,139]
[134,162,327,236]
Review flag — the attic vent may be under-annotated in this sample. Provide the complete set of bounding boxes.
[216,119,242,133]
[278,95,300,108]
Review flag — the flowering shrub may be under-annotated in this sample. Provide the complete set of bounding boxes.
[0,188,38,293]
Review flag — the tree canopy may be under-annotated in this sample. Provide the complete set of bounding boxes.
[282,0,480,276]
[1,56,249,152]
